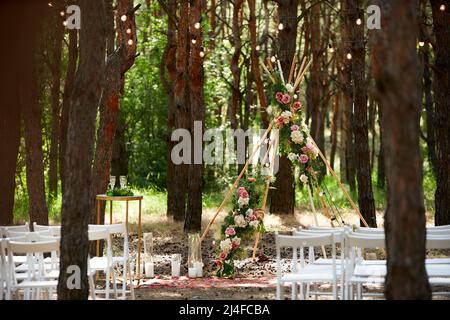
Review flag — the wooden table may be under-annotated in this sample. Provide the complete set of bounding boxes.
[96,194,144,282]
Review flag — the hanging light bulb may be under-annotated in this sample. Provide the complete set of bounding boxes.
[271,56,276,63]
[60,11,65,16]
[199,51,205,58]
[191,39,197,44]
[126,28,132,34]
[440,4,446,11]
[346,53,352,60]
[255,45,261,51]
[121,15,127,22]
[48,2,53,7]
[62,21,67,26]
[419,41,425,47]
[128,39,133,46]
[356,18,362,25]
[278,23,284,31]
[194,22,201,29]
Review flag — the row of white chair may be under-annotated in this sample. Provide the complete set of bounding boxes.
[275,224,450,300]
[1,223,134,300]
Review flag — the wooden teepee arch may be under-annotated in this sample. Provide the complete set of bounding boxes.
[199,57,369,258]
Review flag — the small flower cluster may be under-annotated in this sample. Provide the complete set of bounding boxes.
[215,186,264,277]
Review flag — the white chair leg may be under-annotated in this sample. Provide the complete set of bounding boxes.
[291,283,298,300]
[89,273,96,300]
[127,261,135,300]
[112,268,118,299]
[105,269,110,299]
[306,283,310,300]
[332,280,337,300]
[357,283,362,300]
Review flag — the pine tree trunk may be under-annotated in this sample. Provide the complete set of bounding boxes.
[49,19,64,197]
[60,29,78,196]
[58,0,107,300]
[430,0,450,226]
[372,0,430,299]
[22,51,49,226]
[172,0,191,222]
[349,0,377,227]
[270,0,298,215]
[185,0,204,233]
[164,0,178,218]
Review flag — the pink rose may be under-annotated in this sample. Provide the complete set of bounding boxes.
[225,227,236,236]
[281,94,291,105]
[275,116,285,127]
[231,242,239,250]
[290,124,299,131]
[306,142,315,150]
[219,251,228,260]
[215,259,223,267]
[293,101,302,111]
[249,214,258,221]
[275,92,283,103]
[237,186,246,196]
[299,154,309,164]
[240,190,249,199]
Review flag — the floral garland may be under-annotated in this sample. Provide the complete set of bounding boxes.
[215,178,265,278]
[268,78,323,188]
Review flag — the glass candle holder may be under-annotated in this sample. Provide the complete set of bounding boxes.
[187,233,203,278]
[119,175,127,189]
[171,254,181,277]
[109,176,116,190]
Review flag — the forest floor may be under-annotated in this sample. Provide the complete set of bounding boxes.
[111,208,450,300]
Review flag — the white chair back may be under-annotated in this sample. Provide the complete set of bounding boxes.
[1,223,30,237]
[32,223,61,237]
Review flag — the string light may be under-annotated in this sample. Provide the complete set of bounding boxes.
[346,53,352,60]
[255,45,261,51]
[418,41,425,47]
[440,4,446,11]
[199,51,205,58]
[128,39,133,46]
[121,15,127,22]
[278,23,284,31]
[329,47,335,53]
[60,11,65,16]
[63,21,67,26]
[48,2,52,7]
[356,18,362,25]
[191,39,197,44]
[126,28,132,34]
[194,22,201,29]
[270,56,276,63]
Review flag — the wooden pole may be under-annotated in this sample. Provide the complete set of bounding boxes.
[252,135,279,260]
[307,134,370,227]
[200,123,274,243]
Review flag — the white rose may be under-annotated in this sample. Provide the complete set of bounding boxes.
[232,237,241,246]
[281,111,292,124]
[249,220,260,229]
[288,152,298,162]
[285,83,294,93]
[301,120,309,132]
[300,174,309,184]
[220,238,231,251]
[234,214,247,228]
[291,130,304,144]
[245,209,254,216]
[238,196,249,208]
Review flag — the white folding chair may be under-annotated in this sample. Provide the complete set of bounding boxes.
[32,222,61,237]
[0,223,30,238]
[88,226,115,300]
[294,228,346,299]
[425,236,450,297]
[275,232,338,300]
[6,239,59,300]
[345,233,386,300]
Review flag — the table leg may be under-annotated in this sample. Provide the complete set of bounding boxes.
[137,199,142,282]
[110,200,113,225]
[96,200,100,256]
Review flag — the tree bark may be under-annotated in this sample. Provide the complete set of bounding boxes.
[349,0,377,227]
[270,0,298,215]
[48,14,64,197]
[22,50,49,226]
[430,0,450,226]
[185,0,204,233]
[372,0,430,299]
[172,0,191,222]
[58,0,107,300]
[60,29,78,196]
[91,0,138,225]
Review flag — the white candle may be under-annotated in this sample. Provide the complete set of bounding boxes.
[145,262,154,278]
[171,261,181,277]
[188,267,197,278]
[194,262,203,277]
